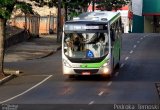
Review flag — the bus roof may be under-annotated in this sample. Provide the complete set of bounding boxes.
[66,11,121,24]
[64,11,121,32]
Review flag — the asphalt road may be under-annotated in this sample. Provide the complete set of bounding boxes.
[0,33,160,110]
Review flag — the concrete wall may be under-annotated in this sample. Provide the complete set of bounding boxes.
[11,15,40,36]
[11,15,58,35]
[5,30,29,48]
[39,16,57,34]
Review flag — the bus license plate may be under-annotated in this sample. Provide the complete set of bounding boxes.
[82,72,90,75]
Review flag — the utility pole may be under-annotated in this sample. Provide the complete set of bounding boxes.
[57,0,62,42]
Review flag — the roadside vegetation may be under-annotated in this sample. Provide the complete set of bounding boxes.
[0,0,33,77]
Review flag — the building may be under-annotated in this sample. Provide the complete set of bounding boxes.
[132,0,160,33]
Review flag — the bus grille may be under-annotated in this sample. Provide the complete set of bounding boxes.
[74,69,99,74]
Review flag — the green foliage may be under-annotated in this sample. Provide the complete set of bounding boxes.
[30,0,90,9]
[15,2,33,14]
[0,0,33,19]
[0,0,16,19]
[65,0,91,19]
[96,0,130,11]
[30,0,91,18]
[0,0,15,7]
[29,0,130,19]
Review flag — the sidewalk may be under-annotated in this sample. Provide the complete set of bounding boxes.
[0,34,61,84]
[4,34,61,62]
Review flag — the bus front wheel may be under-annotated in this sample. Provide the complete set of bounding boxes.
[68,75,76,79]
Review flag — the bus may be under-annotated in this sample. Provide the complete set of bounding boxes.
[62,11,123,78]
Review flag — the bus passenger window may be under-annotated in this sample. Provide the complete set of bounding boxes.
[110,28,115,42]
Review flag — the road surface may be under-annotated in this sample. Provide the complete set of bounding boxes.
[0,33,160,110]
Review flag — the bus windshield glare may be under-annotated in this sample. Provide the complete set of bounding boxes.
[64,32,109,59]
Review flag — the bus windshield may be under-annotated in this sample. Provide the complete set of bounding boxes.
[63,32,109,59]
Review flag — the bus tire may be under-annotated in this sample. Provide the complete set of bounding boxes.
[101,74,112,79]
[68,75,75,79]
[116,62,120,69]
[111,57,115,75]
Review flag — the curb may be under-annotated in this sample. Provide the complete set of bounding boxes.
[0,74,15,85]
[35,46,62,59]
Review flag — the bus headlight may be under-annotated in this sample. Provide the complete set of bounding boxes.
[103,63,108,67]
[63,59,71,67]
[64,68,71,74]
[103,67,109,74]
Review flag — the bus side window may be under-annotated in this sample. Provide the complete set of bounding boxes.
[116,21,120,39]
[110,27,115,42]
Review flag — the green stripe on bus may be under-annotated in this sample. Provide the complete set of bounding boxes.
[80,58,109,68]
[110,13,120,25]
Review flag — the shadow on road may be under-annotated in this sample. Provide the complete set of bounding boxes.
[64,75,112,82]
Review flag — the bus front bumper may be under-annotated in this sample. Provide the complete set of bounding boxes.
[63,66,112,76]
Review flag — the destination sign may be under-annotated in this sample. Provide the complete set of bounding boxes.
[64,24,107,31]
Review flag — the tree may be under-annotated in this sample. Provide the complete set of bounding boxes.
[30,0,91,42]
[96,0,130,11]
[0,0,33,76]
[15,2,33,30]
[65,0,91,19]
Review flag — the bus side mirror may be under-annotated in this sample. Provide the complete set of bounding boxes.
[64,47,68,49]
[64,46,68,52]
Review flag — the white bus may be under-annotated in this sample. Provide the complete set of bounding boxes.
[62,11,123,78]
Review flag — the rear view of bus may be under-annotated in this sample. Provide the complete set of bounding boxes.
[62,11,123,78]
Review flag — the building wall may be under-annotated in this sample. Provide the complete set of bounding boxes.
[143,0,160,15]
[39,16,57,34]
[132,15,144,33]
[132,0,160,33]
[10,15,58,35]
[144,16,153,33]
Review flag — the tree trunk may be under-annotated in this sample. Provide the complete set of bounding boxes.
[57,0,62,43]
[24,13,27,30]
[92,0,95,11]
[65,4,68,21]
[0,18,5,77]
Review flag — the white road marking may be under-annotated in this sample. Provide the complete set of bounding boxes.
[115,72,119,77]
[0,75,52,104]
[107,81,112,86]
[141,37,143,40]
[133,45,137,48]
[98,91,104,96]
[120,63,124,68]
[125,57,129,61]
[137,41,140,43]
[130,50,133,54]
[89,101,94,105]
